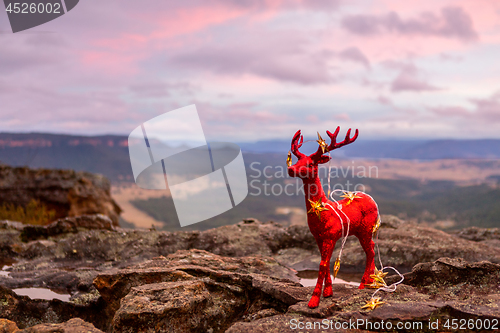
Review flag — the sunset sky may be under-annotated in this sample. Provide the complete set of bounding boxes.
[1,0,500,142]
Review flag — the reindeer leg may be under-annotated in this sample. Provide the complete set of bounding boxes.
[322,266,333,298]
[358,234,375,289]
[323,237,339,298]
[309,239,334,308]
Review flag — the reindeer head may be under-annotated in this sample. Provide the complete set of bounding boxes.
[287,127,359,180]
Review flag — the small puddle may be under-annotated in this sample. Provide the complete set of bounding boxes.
[12,288,71,302]
[298,270,362,288]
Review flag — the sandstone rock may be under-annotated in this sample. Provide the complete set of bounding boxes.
[188,219,316,257]
[94,250,299,303]
[2,217,500,293]
[2,238,500,333]
[454,226,500,242]
[0,166,121,225]
[333,219,500,272]
[20,215,115,242]
[394,257,500,293]
[287,296,340,318]
[0,319,19,333]
[0,285,107,330]
[379,214,404,229]
[2,216,500,332]
[17,318,103,332]
[227,257,500,332]
[1,269,80,292]
[453,226,500,248]
[112,280,241,333]
[226,314,307,333]
[0,221,24,231]
[94,249,304,332]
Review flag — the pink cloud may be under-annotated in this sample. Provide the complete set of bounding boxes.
[341,6,478,42]
[429,91,500,122]
[2,0,500,139]
[390,64,442,93]
[129,81,197,98]
[338,47,370,69]
[306,115,319,123]
[170,30,334,84]
[428,106,471,117]
[377,95,393,105]
[334,113,351,121]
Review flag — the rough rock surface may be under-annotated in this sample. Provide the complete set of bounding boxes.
[3,216,500,277]
[1,216,499,293]
[4,318,104,332]
[1,216,500,332]
[0,165,121,225]
[0,282,109,330]
[227,258,500,333]
[0,318,19,332]
[453,226,500,249]
[96,250,307,332]
[20,214,115,242]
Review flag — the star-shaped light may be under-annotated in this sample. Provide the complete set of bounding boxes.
[308,199,328,218]
[340,191,361,206]
[361,297,385,310]
[372,216,381,235]
[333,257,341,278]
[286,151,292,167]
[367,267,388,289]
[316,132,328,153]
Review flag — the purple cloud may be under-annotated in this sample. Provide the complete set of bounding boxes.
[439,53,463,62]
[170,31,334,84]
[341,6,478,42]
[338,47,370,69]
[429,92,500,122]
[469,93,500,120]
[428,106,471,117]
[129,81,197,98]
[377,95,392,105]
[390,65,442,93]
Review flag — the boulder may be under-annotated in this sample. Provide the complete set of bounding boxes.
[453,226,500,249]
[391,257,500,293]
[0,166,121,225]
[20,215,115,242]
[0,285,107,330]
[283,216,500,272]
[227,257,500,333]
[0,319,19,333]
[17,318,103,332]
[454,226,500,242]
[2,217,500,290]
[94,249,305,332]
[2,216,500,332]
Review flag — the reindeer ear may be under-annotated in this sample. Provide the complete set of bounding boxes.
[316,156,330,164]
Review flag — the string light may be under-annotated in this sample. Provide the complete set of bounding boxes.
[308,198,329,218]
[322,152,404,311]
[287,136,404,310]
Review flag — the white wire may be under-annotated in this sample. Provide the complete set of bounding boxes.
[326,180,404,301]
[296,138,405,300]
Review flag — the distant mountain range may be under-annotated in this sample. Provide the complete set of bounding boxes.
[0,133,131,182]
[1,132,500,182]
[237,139,500,159]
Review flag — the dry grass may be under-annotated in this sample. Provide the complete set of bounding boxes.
[0,199,56,225]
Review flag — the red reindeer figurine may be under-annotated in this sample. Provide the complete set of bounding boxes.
[287,127,380,308]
